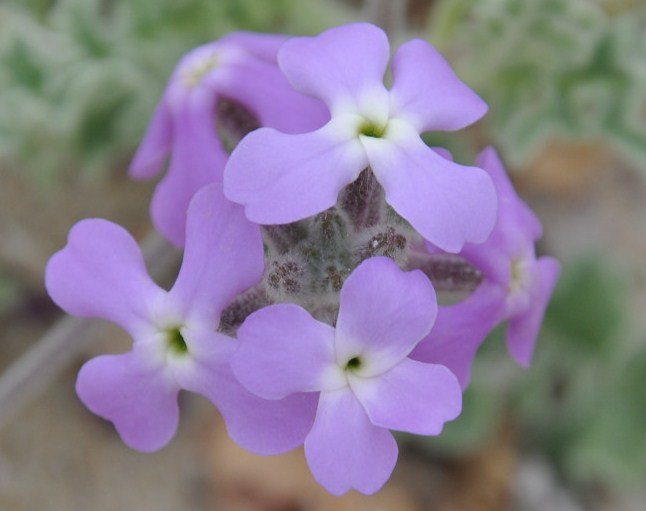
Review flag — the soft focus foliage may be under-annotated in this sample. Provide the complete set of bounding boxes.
[0,0,352,181]
[429,0,646,170]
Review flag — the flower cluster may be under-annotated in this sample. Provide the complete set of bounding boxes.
[45,23,560,495]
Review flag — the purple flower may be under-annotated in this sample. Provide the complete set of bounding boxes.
[45,184,317,453]
[412,147,561,385]
[130,33,328,246]
[231,257,462,495]
[224,23,497,253]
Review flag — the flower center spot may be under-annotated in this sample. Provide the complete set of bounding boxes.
[509,258,527,293]
[167,327,189,356]
[345,356,363,372]
[358,120,386,139]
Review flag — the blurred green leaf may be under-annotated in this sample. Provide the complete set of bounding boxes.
[546,259,624,354]
[431,0,646,171]
[0,0,354,181]
[567,350,646,487]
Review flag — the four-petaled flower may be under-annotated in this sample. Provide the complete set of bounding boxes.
[412,148,561,386]
[231,257,462,495]
[224,22,497,253]
[45,184,317,453]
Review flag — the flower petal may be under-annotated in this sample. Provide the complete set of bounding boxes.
[179,331,318,455]
[45,219,164,334]
[350,358,462,435]
[304,388,398,496]
[410,283,506,388]
[390,39,487,132]
[216,56,329,134]
[219,32,289,63]
[76,352,179,452]
[129,98,173,179]
[168,183,264,327]
[335,257,437,376]
[365,123,497,253]
[150,92,228,246]
[507,257,561,367]
[457,238,512,287]
[232,304,341,399]
[224,120,367,224]
[477,146,543,242]
[278,23,390,113]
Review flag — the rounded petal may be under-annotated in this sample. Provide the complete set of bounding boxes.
[335,257,437,376]
[220,32,289,63]
[45,219,164,334]
[458,148,546,285]
[76,352,179,452]
[411,283,507,388]
[366,122,498,253]
[216,56,329,134]
[232,304,341,399]
[168,183,264,327]
[278,23,390,113]
[350,358,462,435]
[224,120,367,224]
[390,39,487,132]
[129,98,173,179]
[477,147,543,242]
[304,388,398,496]
[150,92,228,246]
[180,338,318,455]
[507,257,561,367]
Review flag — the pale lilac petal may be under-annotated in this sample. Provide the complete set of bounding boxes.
[179,332,318,454]
[507,257,561,367]
[431,146,454,160]
[45,219,164,334]
[350,358,462,435]
[458,148,547,286]
[477,147,543,242]
[76,352,179,452]
[304,388,398,496]
[216,57,329,134]
[458,239,513,287]
[129,98,173,179]
[168,184,264,327]
[150,92,228,246]
[390,39,487,132]
[278,23,390,112]
[231,304,340,399]
[220,32,289,63]
[365,125,497,253]
[410,283,506,388]
[224,120,367,224]
[335,257,437,376]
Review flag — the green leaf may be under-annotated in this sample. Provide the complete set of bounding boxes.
[546,259,624,354]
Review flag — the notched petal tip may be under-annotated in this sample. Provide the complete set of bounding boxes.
[304,389,398,495]
[76,353,180,453]
[390,38,488,132]
[278,22,390,110]
[45,218,161,330]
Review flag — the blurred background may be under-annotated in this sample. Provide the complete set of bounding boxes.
[0,0,644,509]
